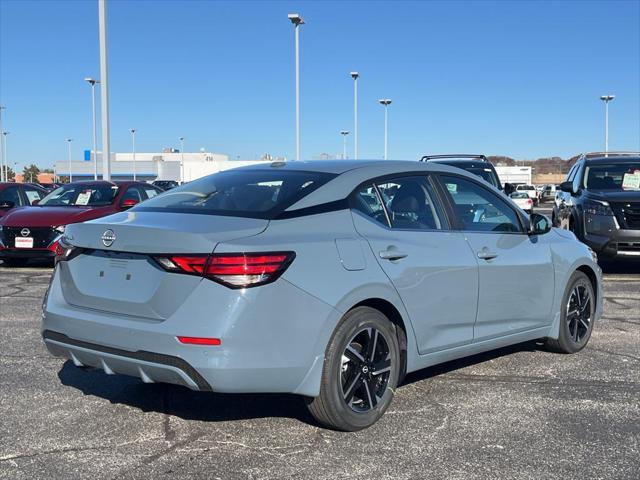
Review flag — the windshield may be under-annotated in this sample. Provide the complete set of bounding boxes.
[510,192,529,199]
[134,169,336,219]
[454,166,501,189]
[39,184,119,206]
[517,185,535,190]
[584,164,640,191]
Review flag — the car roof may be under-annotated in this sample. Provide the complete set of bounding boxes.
[582,155,640,164]
[236,159,491,211]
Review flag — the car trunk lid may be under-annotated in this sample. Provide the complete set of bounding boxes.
[58,211,268,319]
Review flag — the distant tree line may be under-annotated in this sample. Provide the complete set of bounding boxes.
[488,155,580,175]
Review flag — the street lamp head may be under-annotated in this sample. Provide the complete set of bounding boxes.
[600,95,615,102]
[179,137,184,142]
[2,131,9,136]
[130,128,136,134]
[288,13,305,25]
[66,138,73,142]
[340,130,350,136]
[378,99,392,106]
[84,77,100,85]
[350,71,359,79]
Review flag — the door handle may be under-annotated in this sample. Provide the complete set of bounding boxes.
[477,250,498,261]
[379,249,408,261]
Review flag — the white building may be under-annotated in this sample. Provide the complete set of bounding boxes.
[495,166,532,185]
[54,151,270,182]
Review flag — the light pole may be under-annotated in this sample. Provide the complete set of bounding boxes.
[85,78,100,179]
[99,0,111,180]
[130,129,137,181]
[340,131,349,159]
[179,136,185,184]
[0,106,5,182]
[378,99,392,160]
[288,13,305,161]
[2,132,9,182]
[350,72,359,159]
[600,95,615,155]
[66,138,73,183]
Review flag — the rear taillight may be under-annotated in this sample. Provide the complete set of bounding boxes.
[54,237,83,264]
[153,252,295,289]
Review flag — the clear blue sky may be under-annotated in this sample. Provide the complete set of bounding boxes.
[1,0,639,171]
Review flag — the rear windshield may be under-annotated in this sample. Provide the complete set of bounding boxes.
[134,169,337,218]
[584,164,640,191]
[517,185,535,190]
[38,184,119,206]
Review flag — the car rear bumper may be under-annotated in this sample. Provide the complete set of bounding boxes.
[42,265,338,396]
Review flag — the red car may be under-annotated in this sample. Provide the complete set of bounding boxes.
[0,180,162,267]
[0,182,48,220]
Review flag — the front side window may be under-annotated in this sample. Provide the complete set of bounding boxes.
[134,169,336,219]
[38,184,119,206]
[440,175,523,233]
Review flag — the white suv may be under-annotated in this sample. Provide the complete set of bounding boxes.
[515,184,539,205]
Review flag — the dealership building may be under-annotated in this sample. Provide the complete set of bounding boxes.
[54,150,270,182]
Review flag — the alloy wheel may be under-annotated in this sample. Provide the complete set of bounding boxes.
[566,284,592,343]
[340,327,392,413]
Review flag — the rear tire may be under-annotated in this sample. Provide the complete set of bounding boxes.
[306,307,400,431]
[545,271,595,353]
[1,258,28,267]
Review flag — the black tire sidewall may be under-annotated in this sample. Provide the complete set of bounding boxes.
[558,272,595,353]
[322,307,400,431]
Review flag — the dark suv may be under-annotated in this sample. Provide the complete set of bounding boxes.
[420,154,515,195]
[554,152,640,258]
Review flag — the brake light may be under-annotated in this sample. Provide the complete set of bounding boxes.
[153,252,295,289]
[527,199,532,205]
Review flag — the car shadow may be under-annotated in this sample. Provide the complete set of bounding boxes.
[58,340,544,425]
[599,258,640,275]
[57,360,318,426]
[401,340,543,387]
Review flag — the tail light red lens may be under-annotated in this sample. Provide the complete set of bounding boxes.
[177,336,221,346]
[153,252,295,289]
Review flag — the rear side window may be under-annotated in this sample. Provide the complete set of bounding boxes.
[134,169,336,219]
[352,176,445,230]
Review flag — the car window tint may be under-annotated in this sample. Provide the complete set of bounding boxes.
[352,185,388,226]
[135,170,336,219]
[142,186,160,199]
[376,176,443,230]
[440,175,522,233]
[0,186,22,206]
[23,187,45,204]
[122,187,143,202]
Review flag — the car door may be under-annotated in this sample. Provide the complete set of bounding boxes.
[437,174,555,342]
[351,174,479,355]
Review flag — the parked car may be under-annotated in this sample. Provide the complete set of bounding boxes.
[420,154,515,195]
[553,152,640,258]
[42,160,602,431]
[0,180,162,266]
[509,191,534,213]
[541,184,559,202]
[0,182,47,220]
[152,180,179,191]
[515,184,539,205]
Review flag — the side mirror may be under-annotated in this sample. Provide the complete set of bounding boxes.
[0,200,15,209]
[529,213,551,235]
[559,181,575,194]
[503,183,515,195]
[121,198,139,209]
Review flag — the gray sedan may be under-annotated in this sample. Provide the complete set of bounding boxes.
[42,160,603,431]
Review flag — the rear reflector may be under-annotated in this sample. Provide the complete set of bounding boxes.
[153,252,295,289]
[177,336,221,346]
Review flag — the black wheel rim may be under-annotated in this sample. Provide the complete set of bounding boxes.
[340,327,392,413]
[566,284,591,343]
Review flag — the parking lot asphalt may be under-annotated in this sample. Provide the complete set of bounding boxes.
[1,208,639,480]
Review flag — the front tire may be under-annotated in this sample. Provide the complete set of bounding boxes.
[545,271,595,353]
[306,307,400,431]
